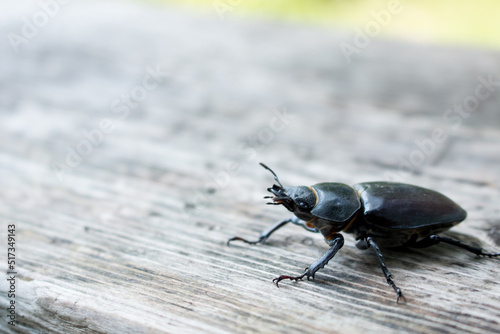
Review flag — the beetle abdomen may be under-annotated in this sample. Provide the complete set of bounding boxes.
[353,182,467,230]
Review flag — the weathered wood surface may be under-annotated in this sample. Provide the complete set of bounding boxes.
[1,1,500,333]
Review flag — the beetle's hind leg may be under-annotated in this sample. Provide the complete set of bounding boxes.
[414,235,500,257]
[273,234,344,287]
[227,216,317,246]
[367,237,406,303]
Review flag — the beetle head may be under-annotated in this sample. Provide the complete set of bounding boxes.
[260,163,317,220]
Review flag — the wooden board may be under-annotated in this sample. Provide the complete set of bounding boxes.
[1,1,500,333]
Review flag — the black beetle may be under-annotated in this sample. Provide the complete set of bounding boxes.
[228,163,500,302]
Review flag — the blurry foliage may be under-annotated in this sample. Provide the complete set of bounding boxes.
[154,0,500,49]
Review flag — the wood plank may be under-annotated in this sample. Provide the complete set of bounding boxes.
[1,1,500,333]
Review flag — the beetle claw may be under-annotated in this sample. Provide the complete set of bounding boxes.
[396,290,407,304]
[480,252,500,257]
[272,273,308,287]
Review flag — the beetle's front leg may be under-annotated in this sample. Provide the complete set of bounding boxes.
[227,216,318,246]
[227,217,292,246]
[289,216,319,233]
[366,237,406,303]
[273,234,344,287]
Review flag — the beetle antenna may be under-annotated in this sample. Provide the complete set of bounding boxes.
[259,162,284,188]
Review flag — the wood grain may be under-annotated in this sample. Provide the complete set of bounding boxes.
[1,1,500,333]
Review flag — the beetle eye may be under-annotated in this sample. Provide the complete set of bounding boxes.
[296,201,310,211]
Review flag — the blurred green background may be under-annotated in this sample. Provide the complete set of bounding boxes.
[156,0,500,49]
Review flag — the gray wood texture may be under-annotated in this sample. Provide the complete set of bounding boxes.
[1,1,500,333]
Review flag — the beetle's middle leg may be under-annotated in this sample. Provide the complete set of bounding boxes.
[367,237,406,303]
[227,216,317,246]
[273,234,344,287]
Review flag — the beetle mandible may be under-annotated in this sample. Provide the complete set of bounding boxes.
[227,163,500,302]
